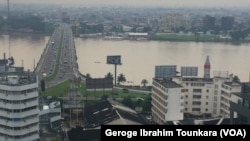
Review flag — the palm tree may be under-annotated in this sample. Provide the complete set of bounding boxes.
[117,73,126,85]
[141,79,148,87]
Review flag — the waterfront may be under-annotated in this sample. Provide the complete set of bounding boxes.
[1,34,250,85]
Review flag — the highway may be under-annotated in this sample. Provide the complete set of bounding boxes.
[35,23,79,88]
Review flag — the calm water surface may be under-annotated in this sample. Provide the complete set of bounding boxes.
[75,38,250,85]
[1,35,250,85]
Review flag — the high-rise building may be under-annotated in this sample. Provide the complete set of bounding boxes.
[202,15,215,31]
[221,16,235,31]
[0,65,39,141]
[151,78,184,124]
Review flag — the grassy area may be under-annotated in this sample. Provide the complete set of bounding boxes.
[40,79,150,100]
[45,30,64,82]
[40,79,72,97]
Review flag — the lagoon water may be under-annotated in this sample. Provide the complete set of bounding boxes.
[1,34,250,85]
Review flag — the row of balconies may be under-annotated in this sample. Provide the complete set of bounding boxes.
[152,87,168,99]
[0,100,38,110]
[151,107,165,121]
[0,132,39,141]
[0,92,38,101]
[0,125,38,136]
[0,109,38,119]
[151,98,168,113]
[0,117,38,127]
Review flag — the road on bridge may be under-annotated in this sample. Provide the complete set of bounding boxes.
[35,23,79,88]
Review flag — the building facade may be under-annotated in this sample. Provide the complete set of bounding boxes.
[0,67,39,141]
[151,78,184,124]
[178,78,214,118]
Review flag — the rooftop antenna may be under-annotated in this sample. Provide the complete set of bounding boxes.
[7,0,14,66]
[7,0,11,58]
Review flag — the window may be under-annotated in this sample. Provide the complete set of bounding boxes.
[193,89,202,93]
[206,102,209,105]
[192,101,201,105]
[193,95,201,99]
[192,108,200,112]
[185,95,188,98]
[206,89,209,93]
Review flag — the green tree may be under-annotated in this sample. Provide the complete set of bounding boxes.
[233,75,240,82]
[229,30,248,41]
[141,79,148,87]
[40,79,45,92]
[117,73,126,85]
[85,73,91,79]
[105,72,113,79]
[142,96,152,113]
[122,96,133,109]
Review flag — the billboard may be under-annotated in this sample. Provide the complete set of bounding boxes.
[155,65,177,78]
[107,55,121,65]
[86,78,113,90]
[181,66,198,77]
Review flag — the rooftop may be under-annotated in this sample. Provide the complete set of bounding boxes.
[224,81,241,87]
[83,99,147,128]
[182,77,213,82]
[0,67,37,86]
[153,78,182,88]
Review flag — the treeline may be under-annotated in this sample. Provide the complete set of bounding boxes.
[0,15,55,34]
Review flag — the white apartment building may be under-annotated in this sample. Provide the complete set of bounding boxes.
[220,81,241,118]
[177,77,214,118]
[151,78,184,124]
[0,67,39,141]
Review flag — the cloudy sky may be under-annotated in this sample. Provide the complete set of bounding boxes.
[2,0,250,8]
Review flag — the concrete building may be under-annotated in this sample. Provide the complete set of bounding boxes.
[178,77,214,118]
[230,82,250,124]
[220,81,241,118]
[151,78,184,124]
[0,66,39,141]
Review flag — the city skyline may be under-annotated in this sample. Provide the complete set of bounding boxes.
[2,0,250,8]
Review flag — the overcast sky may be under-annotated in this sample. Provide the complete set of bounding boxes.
[2,0,250,8]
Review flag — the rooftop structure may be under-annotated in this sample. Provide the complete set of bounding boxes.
[83,99,147,128]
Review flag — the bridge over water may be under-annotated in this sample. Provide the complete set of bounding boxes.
[34,23,81,88]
